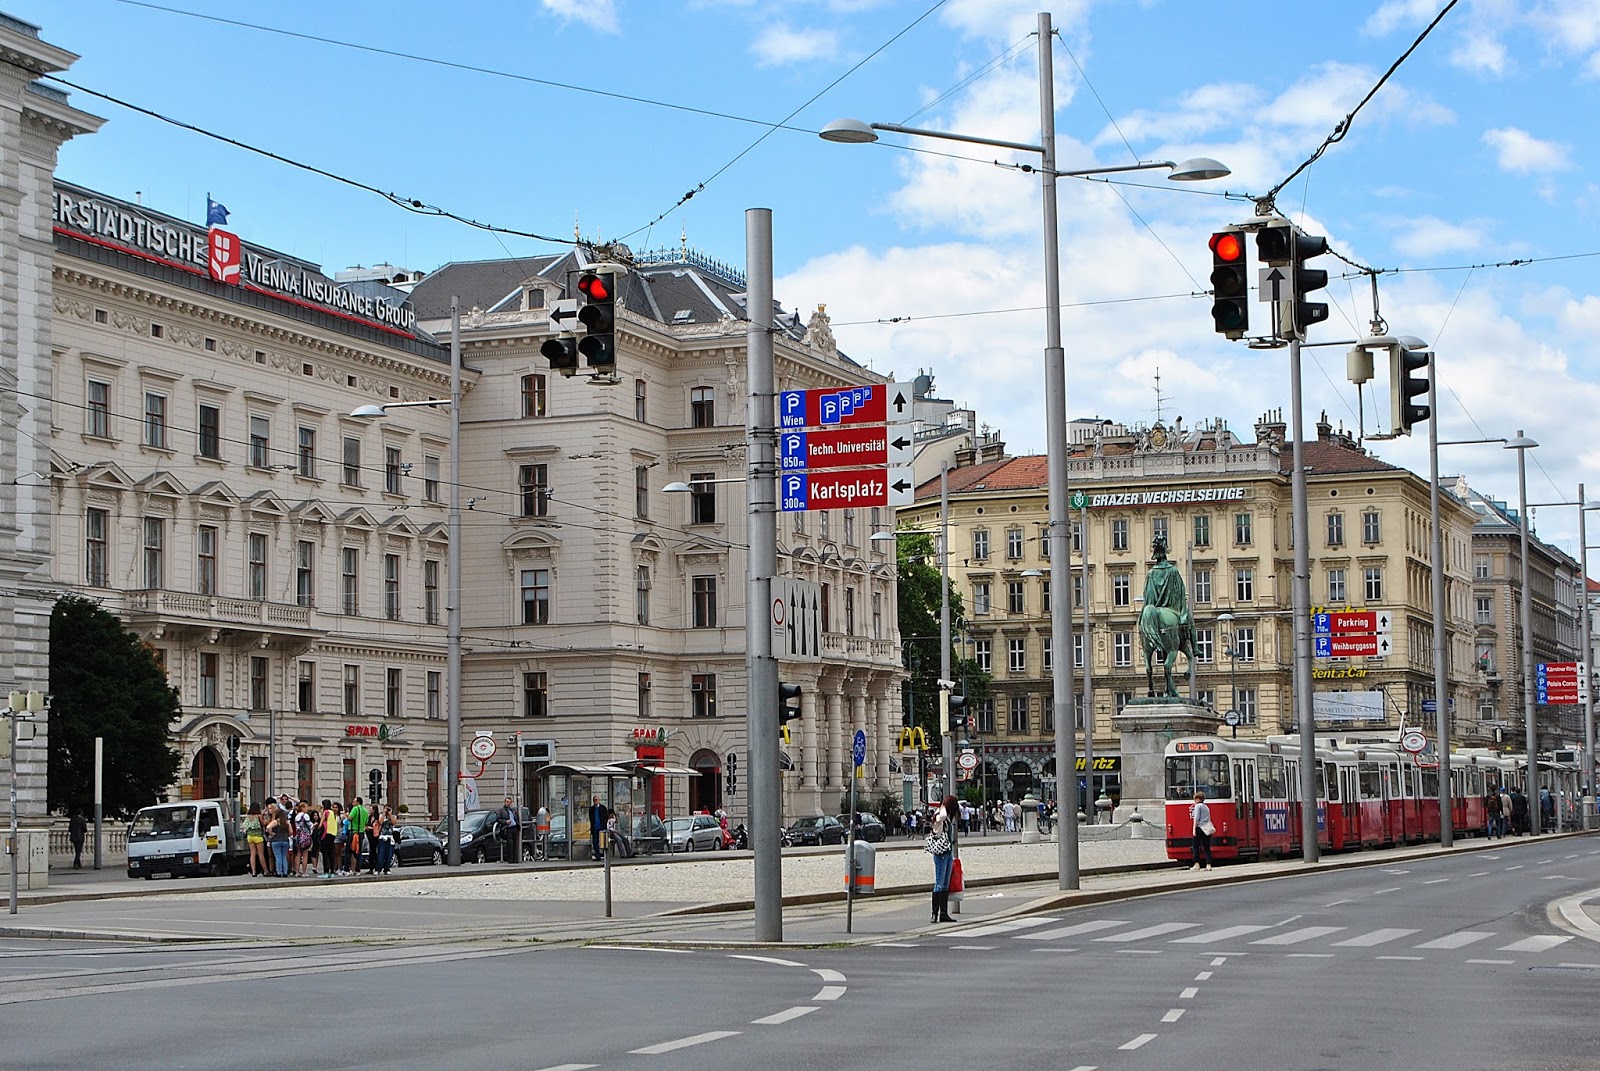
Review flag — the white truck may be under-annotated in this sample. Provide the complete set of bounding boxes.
[125,799,247,879]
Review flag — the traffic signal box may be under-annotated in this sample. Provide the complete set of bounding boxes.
[540,333,579,376]
[779,683,802,745]
[368,768,383,805]
[576,271,616,369]
[1209,228,1249,339]
[1389,341,1432,435]
[938,688,967,735]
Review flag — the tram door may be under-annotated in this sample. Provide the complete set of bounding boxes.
[1232,758,1258,857]
[1339,766,1360,847]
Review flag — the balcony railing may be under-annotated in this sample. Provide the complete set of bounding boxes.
[127,590,315,631]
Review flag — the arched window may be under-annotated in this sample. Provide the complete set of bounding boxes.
[689,747,723,813]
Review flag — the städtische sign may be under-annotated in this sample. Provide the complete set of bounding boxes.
[51,182,417,336]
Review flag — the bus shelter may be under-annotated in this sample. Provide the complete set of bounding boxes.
[536,761,699,860]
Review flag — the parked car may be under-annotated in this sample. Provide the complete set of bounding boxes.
[438,808,524,863]
[785,815,847,846]
[392,825,445,867]
[664,814,726,852]
[837,812,887,843]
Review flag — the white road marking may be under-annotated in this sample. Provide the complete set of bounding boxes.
[1467,958,1514,965]
[1506,865,1525,871]
[1173,925,1271,944]
[1252,926,1345,946]
[596,946,694,954]
[1120,1034,1158,1050]
[1414,932,1494,949]
[1162,1009,1186,1023]
[1210,957,1228,966]
[630,1031,741,1055]
[1116,949,1163,955]
[950,945,996,951]
[952,917,1061,937]
[1469,871,1490,877]
[1096,923,1200,943]
[534,1065,596,1071]
[1067,1066,1098,1070]
[1030,948,1080,953]
[1541,875,1578,881]
[1536,859,1553,865]
[1195,971,1213,980]
[813,986,846,1001]
[1369,887,1403,896]
[873,942,921,948]
[1179,987,1199,999]
[1498,935,1571,953]
[1376,955,1424,961]
[731,955,807,967]
[1332,928,1419,947]
[1382,869,1410,874]
[751,1007,818,1025]
[1324,899,1355,907]
[1276,914,1303,925]
[1558,962,1600,970]
[1024,919,1129,940]
[1286,953,1336,958]
[811,968,846,983]
[1421,878,1451,885]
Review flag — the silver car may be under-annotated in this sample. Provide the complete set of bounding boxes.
[664,814,726,852]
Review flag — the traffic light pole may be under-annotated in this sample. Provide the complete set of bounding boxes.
[746,207,784,942]
[1426,350,1453,847]
[939,463,953,800]
[1288,337,1320,863]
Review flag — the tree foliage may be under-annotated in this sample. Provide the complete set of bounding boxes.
[894,534,991,734]
[48,595,182,817]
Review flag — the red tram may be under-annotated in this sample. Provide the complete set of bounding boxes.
[1162,733,1577,863]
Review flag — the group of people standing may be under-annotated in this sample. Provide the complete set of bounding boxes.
[1484,784,1554,838]
[241,795,400,878]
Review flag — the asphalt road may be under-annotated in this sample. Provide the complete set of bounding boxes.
[2,837,1596,1070]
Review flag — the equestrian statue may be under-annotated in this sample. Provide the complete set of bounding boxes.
[1138,534,1194,698]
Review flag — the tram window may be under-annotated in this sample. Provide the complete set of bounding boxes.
[1165,755,1230,800]
[1420,769,1439,797]
[1323,763,1338,801]
[1258,755,1287,799]
[1359,763,1381,799]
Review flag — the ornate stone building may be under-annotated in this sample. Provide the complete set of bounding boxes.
[900,412,1483,812]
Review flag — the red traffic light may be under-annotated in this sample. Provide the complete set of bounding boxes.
[577,272,611,301]
[1209,231,1244,262]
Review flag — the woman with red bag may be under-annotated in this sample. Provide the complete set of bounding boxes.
[926,795,958,923]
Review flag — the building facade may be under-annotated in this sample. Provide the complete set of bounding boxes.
[0,17,101,827]
[899,411,1483,811]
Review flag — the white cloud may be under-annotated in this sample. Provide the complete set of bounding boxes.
[540,0,618,33]
[1267,63,1453,130]
[1362,0,1442,36]
[1482,126,1571,172]
[1451,33,1509,75]
[1391,216,1486,258]
[750,23,841,67]
[1531,0,1600,54]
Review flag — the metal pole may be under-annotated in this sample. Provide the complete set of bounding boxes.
[746,207,784,943]
[446,298,463,865]
[268,703,276,801]
[939,462,952,798]
[93,737,103,870]
[1288,337,1319,862]
[1036,9,1079,891]
[845,764,857,933]
[1427,357,1453,847]
[8,710,17,914]
[1517,433,1537,835]
[1081,500,1093,823]
[1580,485,1594,830]
[1185,539,1197,699]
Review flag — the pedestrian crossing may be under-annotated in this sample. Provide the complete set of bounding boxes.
[929,916,1574,956]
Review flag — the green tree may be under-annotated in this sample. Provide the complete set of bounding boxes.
[894,534,991,735]
[48,595,181,817]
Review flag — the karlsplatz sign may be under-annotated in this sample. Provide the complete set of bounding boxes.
[51,183,417,336]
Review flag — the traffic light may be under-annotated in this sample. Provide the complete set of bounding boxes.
[540,333,580,377]
[576,270,616,369]
[948,694,968,734]
[1209,228,1249,339]
[779,682,802,745]
[368,768,382,805]
[938,686,967,735]
[725,751,738,797]
[1389,338,1432,435]
[225,734,242,787]
[1258,223,1329,339]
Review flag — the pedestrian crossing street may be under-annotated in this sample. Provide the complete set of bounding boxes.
[928,916,1577,956]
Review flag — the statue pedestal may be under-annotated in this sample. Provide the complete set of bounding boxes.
[1113,699,1223,823]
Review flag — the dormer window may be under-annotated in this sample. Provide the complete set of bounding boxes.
[524,288,546,311]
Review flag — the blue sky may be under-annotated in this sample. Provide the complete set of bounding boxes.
[21,0,1600,558]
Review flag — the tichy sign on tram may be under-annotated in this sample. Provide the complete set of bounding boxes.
[1536,661,1585,705]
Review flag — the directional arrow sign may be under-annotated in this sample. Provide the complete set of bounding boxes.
[887,467,915,507]
[548,298,579,332]
[1259,267,1286,304]
[887,431,914,467]
[886,380,913,423]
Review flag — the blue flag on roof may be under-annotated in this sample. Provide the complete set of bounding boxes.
[206,196,230,227]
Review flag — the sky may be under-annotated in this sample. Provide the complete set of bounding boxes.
[18,0,1600,561]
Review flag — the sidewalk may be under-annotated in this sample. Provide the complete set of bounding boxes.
[3,832,1595,946]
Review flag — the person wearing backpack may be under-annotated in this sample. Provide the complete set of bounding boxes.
[1485,786,1504,838]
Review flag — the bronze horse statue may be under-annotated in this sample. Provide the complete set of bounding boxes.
[1138,535,1194,698]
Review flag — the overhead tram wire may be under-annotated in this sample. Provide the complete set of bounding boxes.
[1260,0,1459,211]
[621,0,952,241]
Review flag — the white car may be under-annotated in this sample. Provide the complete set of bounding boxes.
[664,815,726,852]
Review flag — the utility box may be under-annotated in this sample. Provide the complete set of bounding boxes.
[846,838,875,895]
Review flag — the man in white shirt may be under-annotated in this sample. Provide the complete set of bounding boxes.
[1189,790,1213,870]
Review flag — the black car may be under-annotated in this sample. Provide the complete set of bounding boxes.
[837,812,887,842]
[392,824,445,866]
[785,815,847,846]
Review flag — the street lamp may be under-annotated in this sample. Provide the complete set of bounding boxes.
[349,297,465,865]
[822,11,1230,891]
[1506,433,1539,832]
[1216,613,1240,738]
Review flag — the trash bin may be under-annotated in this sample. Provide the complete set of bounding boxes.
[845,838,875,895]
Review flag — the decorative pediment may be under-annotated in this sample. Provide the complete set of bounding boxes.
[136,470,190,498]
[380,514,422,539]
[290,499,338,525]
[503,527,560,565]
[336,506,379,531]
[242,489,290,519]
[673,536,729,560]
[76,460,137,491]
[417,521,448,544]
[790,545,820,564]
[192,480,242,506]
[631,532,667,557]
